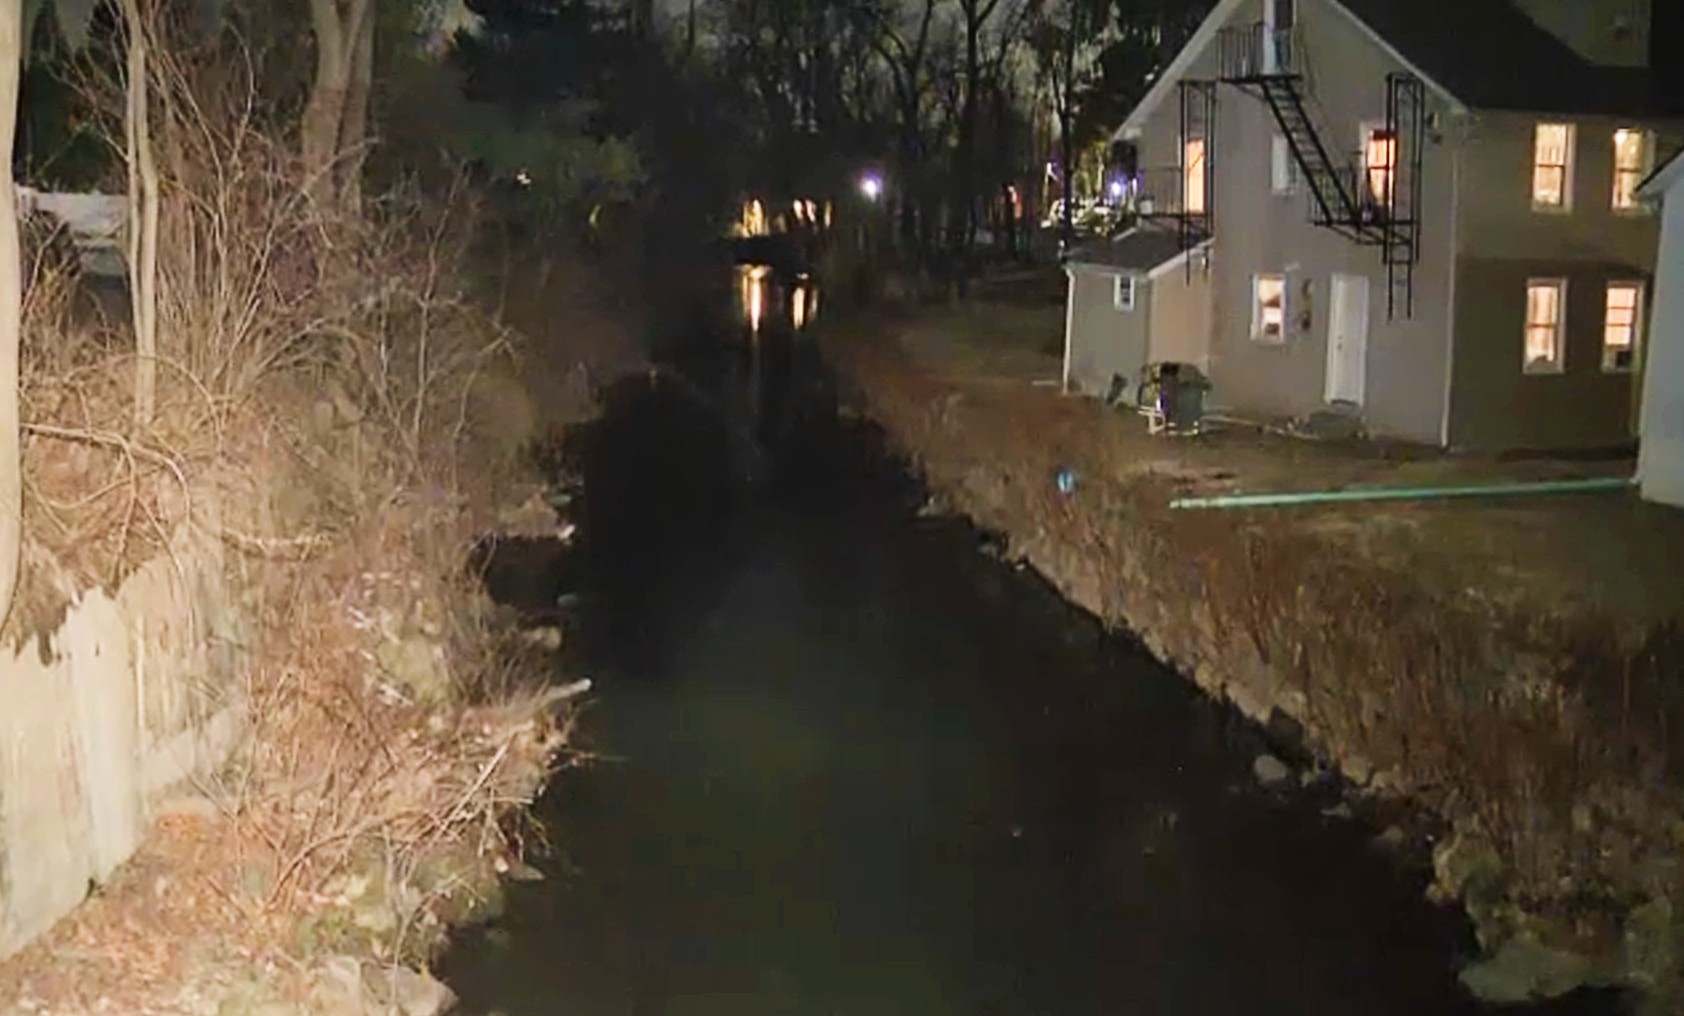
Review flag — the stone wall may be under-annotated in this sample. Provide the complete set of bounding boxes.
[0,512,246,959]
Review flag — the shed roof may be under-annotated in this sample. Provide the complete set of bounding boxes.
[1064,228,1189,274]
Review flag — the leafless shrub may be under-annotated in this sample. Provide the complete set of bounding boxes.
[2,26,582,990]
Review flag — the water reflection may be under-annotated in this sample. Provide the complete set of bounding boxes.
[735,264,820,337]
[741,264,769,333]
[730,265,826,454]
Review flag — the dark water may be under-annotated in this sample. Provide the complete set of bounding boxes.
[441,272,1614,1015]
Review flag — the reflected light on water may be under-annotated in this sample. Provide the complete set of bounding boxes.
[739,265,770,334]
[737,265,820,333]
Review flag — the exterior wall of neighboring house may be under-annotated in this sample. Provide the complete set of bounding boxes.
[1148,252,1215,370]
[1131,43,1221,185]
[1637,161,1684,506]
[1063,264,1151,398]
[16,187,126,277]
[1446,110,1677,449]
[1202,0,1459,442]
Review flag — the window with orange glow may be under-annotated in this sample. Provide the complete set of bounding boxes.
[1612,129,1650,211]
[1603,283,1642,372]
[1365,128,1398,209]
[1532,124,1573,209]
[1253,275,1285,342]
[1524,279,1565,373]
[1183,138,1207,214]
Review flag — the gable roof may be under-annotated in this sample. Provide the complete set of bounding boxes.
[1336,0,1665,116]
[1117,0,1670,142]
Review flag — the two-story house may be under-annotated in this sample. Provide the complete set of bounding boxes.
[1060,0,1680,450]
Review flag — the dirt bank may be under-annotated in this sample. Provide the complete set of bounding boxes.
[0,118,640,1016]
[821,301,1684,1009]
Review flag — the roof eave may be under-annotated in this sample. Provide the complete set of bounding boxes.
[1113,0,1469,144]
[1114,0,1246,141]
[1638,150,1684,200]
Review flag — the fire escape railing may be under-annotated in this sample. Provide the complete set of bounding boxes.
[1215,23,1425,319]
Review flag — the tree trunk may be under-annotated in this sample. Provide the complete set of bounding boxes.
[957,13,983,277]
[1059,109,1074,249]
[337,7,374,216]
[302,0,370,213]
[120,0,159,426]
[0,0,22,630]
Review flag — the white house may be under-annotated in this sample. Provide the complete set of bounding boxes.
[1638,151,1684,507]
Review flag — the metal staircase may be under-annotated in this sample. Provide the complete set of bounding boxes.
[1217,24,1425,318]
[1130,80,1216,282]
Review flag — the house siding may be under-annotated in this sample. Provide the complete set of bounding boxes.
[1148,258,1214,370]
[1638,176,1684,506]
[1128,27,1220,182]
[1065,266,1150,398]
[1455,111,1671,266]
[1449,259,1642,450]
[1445,111,1678,449]
[1204,0,1458,443]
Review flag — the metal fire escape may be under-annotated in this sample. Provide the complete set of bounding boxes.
[1134,80,1216,282]
[1217,23,1425,318]
[1176,79,1217,261]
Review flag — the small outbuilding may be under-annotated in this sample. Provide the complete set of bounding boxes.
[1638,152,1684,508]
[1061,227,1213,401]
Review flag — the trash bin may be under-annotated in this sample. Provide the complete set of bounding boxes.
[1136,362,1210,435]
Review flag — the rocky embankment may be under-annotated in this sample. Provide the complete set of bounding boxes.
[823,315,1684,1011]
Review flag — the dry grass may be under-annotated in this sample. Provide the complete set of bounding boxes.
[0,33,600,1016]
[828,303,1684,993]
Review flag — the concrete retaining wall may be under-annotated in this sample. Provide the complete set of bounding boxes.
[0,515,246,959]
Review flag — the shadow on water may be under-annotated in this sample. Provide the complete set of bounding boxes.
[441,269,1622,1015]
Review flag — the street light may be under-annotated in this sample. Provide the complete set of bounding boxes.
[859,173,884,201]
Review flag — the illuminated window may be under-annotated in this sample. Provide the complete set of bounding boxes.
[1603,282,1642,372]
[1364,127,1398,209]
[1253,275,1286,343]
[1524,279,1566,374]
[1184,138,1207,214]
[1613,129,1651,211]
[1532,124,1573,210]
[1114,275,1137,311]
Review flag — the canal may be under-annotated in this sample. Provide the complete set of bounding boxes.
[440,269,1611,1015]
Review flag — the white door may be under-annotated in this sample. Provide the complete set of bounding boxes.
[1325,274,1370,405]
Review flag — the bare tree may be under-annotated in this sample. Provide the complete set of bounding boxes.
[303,0,376,212]
[0,0,20,630]
[1029,0,1105,248]
[855,0,940,256]
[952,0,1002,264]
[119,0,159,424]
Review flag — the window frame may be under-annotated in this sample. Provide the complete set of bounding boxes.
[1362,122,1398,211]
[1523,278,1567,375]
[1183,136,1208,215]
[1113,274,1137,312]
[1602,281,1644,373]
[1611,128,1653,214]
[1252,274,1287,344]
[1531,123,1575,212]
[1271,134,1299,196]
